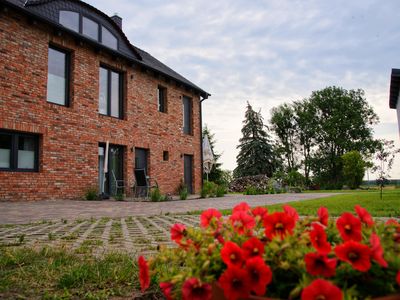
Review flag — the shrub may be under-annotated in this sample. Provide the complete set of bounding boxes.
[201,181,218,198]
[244,185,265,195]
[215,185,226,197]
[84,188,98,201]
[114,192,125,201]
[150,187,162,202]
[230,175,270,193]
[179,187,188,200]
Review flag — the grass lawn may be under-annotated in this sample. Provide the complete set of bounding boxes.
[0,247,160,299]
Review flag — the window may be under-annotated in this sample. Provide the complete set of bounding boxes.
[102,26,118,50]
[0,131,39,172]
[99,66,123,118]
[183,96,193,135]
[158,86,167,113]
[163,151,169,161]
[82,16,99,40]
[59,11,79,32]
[47,46,70,106]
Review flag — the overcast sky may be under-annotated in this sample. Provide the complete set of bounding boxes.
[87,0,400,179]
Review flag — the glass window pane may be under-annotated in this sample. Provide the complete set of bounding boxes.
[0,134,11,168]
[102,26,118,50]
[59,11,79,32]
[99,68,108,115]
[183,96,192,134]
[110,71,120,118]
[17,136,36,169]
[47,47,66,105]
[82,17,99,40]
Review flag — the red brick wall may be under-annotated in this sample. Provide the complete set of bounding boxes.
[0,9,203,201]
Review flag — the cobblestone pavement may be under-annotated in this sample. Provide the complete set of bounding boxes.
[0,215,201,257]
[0,193,336,224]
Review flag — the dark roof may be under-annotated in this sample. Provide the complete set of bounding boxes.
[389,69,400,109]
[2,0,210,98]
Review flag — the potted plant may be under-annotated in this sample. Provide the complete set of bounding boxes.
[138,202,400,300]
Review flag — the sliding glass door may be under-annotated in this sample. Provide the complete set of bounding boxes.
[98,143,124,196]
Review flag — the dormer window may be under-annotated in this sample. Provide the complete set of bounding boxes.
[58,11,118,50]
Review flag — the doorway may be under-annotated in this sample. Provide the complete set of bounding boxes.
[98,143,124,196]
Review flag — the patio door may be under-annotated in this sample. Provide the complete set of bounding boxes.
[184,154,193,194]
[98,143,124,196]
[135,148,148,173]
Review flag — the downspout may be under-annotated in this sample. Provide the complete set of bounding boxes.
[199,95,208,191]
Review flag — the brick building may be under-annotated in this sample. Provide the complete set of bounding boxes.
[0,0,210,201]
[389,69,400,138]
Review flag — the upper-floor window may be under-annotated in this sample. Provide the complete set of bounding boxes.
[158,86,167,113]
[183,96,193,135]
[82,16,99,40]
[58,11,118,50]
[99,66,123,119]
[0,131,39,172]
[59,11,79,32]
[47,46,70,106]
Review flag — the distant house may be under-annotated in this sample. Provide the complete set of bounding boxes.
[0,0,210,201]
[389,69,400,137]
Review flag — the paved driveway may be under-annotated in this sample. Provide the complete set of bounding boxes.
[0,193,335,224]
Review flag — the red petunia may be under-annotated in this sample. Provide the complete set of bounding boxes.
[317,206,329,226]
[245,257,273,296]
[252,207,268,220]
[334,240,371,272]
[242,237,264,259]
[370,233,388,268]
[138,256,150,292]
[301,279,343,300]
[355,205,374,227]
[304,252,337,278]
[283,205,299,222]
[181,278,211,300]
[309,223,332,254]
[385,219,399,226]
[397,270,400,286]
[230,211,256,235]
[200,208,222,228]
[263,212,296,240]
[233,202,251,214]
[218,266,251,300]
[221,241,245,267]
[160,282,173,300]
[336,212,362,242]
[170,223,186,244]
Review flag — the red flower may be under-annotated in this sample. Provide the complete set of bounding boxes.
[317,206,329,226]
[334,240,371,272]
[200,208,222,228]
[160,282,173,300]
[370,233,388,268]
[138,256,150,292]
[252,206,268,220]
[233,202,250,214]
[283,205,299,222]
[221,241,245,267]
[385,219,399,226]
[170,223,186,244]
[336,212,362,242]
[242,237,264,259]
[245,257,273,296]
[230,211,255,235]
[397,270,400,286]
[304,252,337,278]
[181,278,211,300]
[309,223,332,254]
[218,266,251,300]
[301,279,343,300]
[355,205,374,227]
[263,212,295,240]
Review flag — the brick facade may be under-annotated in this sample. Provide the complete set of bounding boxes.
[0,6,205,201]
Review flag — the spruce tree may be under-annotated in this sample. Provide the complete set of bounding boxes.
[234,102,278,178]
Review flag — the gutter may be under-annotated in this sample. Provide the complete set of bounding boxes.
[199,96,208,189]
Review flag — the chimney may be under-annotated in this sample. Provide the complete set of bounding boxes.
[111,14,122,29]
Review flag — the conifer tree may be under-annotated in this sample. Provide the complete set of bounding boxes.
[234,102,278,178]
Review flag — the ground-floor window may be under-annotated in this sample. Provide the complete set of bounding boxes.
[0,130,39,172]
[98,143,124,196]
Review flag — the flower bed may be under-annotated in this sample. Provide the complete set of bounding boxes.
[138,202,400,299]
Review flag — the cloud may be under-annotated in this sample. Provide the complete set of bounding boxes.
[88,0,400,178]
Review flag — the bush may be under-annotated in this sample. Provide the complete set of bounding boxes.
[150,187,162,202]
[201,181,217,198]
[215,185,226,197]
[244,185,265,195]
[84,188,98,201]
[179,187,188,200]
[229,175,270,193]
[114,191,125,201]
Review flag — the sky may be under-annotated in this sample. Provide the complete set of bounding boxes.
[87,0,400,179]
